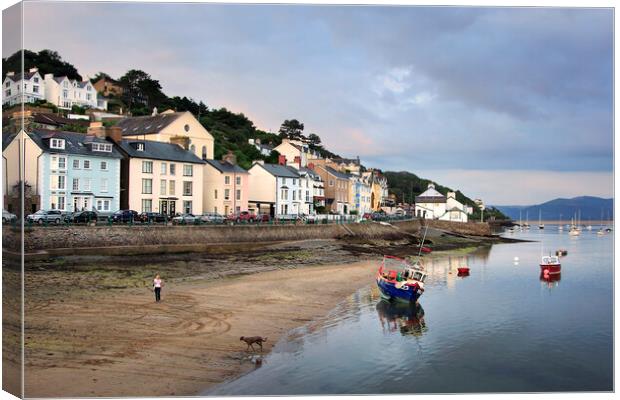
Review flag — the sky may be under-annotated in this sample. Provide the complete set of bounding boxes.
[3,2,614,205]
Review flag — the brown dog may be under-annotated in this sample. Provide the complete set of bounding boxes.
[240,336,268,351]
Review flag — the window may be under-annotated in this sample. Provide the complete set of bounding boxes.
[137,143,144,151]
[63,89,68,98]
[214,189,218,199]
[51,195,66,210]
[51,156,66,170]
[50,138,65,149]
[161,162,167,175]
[160,179,167,195]
[142,178,152,194]
[33,77,39,83]
[214,206,218,213]
[224,188,230,200]
[101,178,108,192]
[5,90,10,97]
[293,178,297,185]
[190,144,195,154]
[100,161,108,170]
[92,143,112,152]
[183,201,192,214]
[170,164,176,175]
[142,161,153,173]
[282,178,286,185]
[83,178,91,191]
[86,93,92,101]
[330,180,334,187]
[33,85,39,93]
[4,81,9,88]
[236,206,241,213]
[142,199,153,213]
[169,180,175,195]
[73,159,80,169]
[225,176,230,185]
[183,181,193,196]
[293,191,296,201]
[96,200,111,212]
[202,146,207,160]
[236,189,241,201]
[236,176,241,185]
[183,164,193,176]
[184,124,190,132]
[83,160,91,169]
[51,175,66,190]
[72,178,79,191]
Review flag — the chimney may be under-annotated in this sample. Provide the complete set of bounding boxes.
[278,155,287,166]
[6,71,14,77]
[10,111,33,133]
[294,156,301,168]
[87,122,105,138]
[29,67,38,73]
[170,135,190,150]
[87,122,122,144]
[307,162,315,170]
[255,160,265,165]
[222,150,237,165]
[152,107,158,116]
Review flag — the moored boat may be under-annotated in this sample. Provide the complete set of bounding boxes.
[540,255,561,275]
[376,255,427,303]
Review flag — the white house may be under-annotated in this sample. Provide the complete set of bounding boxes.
[248,138,274,157]
[297,167,324,215]
[43,73,102,110]
[247,161,302,217]
[414,183,469,222]
[2,68,45,106]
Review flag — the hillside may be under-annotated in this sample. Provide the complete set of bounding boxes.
[383,171,508,220]
[495,196,613,221]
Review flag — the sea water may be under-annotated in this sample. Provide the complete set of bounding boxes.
[207,227,613,394]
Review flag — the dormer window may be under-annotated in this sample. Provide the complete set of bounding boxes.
[63,81,69,88]
[50,138,65,149]
[137,143,144,151]
[86,85,91,91]
[33,77,39,83]
[91,143,113,152]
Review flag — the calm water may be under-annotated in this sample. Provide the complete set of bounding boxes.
[207,226,613,395]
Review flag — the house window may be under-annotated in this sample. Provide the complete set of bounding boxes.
[183,201,192,214]
[183,181,192,196]
[83,160,91,169]
[51,195,66,210]
[142,199,152,213]
[92,143,112,152]
[86,93,91,101]
[51,175,66,190]
[169,180,175,195]
[161,162,167,175]
[5,90,11,97]
[183,164,193,177]
[5,81,9,88]
[142,160,153,173]
[33,77,39,83]
[63,89,68,98]
[293,191,296,201]
[225,176,230,185]
[236,206,241,213]
[33,85,39,93]
[202,146,207,160]
[190,144,196,154]
[136,143,144,151]
[330,180,334,186]
[50,138,65,149]
[282,178,286,185]
[224,189,230,200]
[51,156,66,170]
[101,178,108,192]
[236,176,241,185]
[236,190,241,201]
[100,161,108,170]
[170,163,176,175]
[73,159,80,169]
[214,189,218,199]
[160,179,167,195]
[142,178,152,194]
[83,178,92,191]
[72,178,79,191]
[96,200,111,212]
[293,178,297,185]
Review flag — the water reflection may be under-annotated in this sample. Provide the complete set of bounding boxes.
[416,246,491,290]
[540,272,561,289]
[376,300,427,337]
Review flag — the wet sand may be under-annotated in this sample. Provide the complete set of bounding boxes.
[17,236,502,397]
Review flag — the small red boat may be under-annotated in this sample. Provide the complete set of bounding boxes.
[419,246,432,254]
[540,255,561,275]
[457,267,470,274]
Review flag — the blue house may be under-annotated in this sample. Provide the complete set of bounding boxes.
[27,129,123,214]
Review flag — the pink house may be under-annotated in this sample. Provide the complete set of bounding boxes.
[203,152,249,216]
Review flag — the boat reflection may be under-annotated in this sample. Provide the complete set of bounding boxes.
[540,272,561,289]
[376,300,427,337]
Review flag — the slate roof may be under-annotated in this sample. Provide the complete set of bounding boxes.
[116,139,205,164]
[204,159,248,174]
[4,71,38,82]
[28,129,124,158]
[256,163,300,178]
[416,185,445,199]
[34,113,89,127]
[298,167,321,179]
[116,112,184,136]
[3,132,16,151]
[324,166,351,180]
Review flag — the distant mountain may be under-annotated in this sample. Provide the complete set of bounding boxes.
[495,196,613,222]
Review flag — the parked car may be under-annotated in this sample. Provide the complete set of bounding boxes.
[111,209,139,223]
[227,211,257,223]
[65,211,98,224]
[299,214,318,223]
[26,209,64,225]
[138,212,168,224]
[362,212,373,220]
[200,212,225,224]
[172,213,200,224]
[2,209,17,223]
[255,213,271,223]
[370,211,387,221]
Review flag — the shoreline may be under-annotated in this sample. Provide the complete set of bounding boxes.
[16,235,505,397]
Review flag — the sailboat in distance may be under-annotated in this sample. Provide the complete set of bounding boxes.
[538,209,544,230]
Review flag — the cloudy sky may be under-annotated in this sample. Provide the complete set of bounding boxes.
[4,2,614,205]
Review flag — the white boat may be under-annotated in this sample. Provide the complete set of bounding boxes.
[586,225,592,231]
[538,210,544,230]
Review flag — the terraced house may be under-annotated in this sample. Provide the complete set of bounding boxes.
[248,160,301,217]
[203,152,249,216]
[3,125,122,215]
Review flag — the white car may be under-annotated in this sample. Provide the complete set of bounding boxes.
[2,209,17,223]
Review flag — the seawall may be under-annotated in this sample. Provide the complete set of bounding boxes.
[3,219,491,256]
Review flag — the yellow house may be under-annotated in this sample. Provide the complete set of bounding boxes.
[3,128,43,215]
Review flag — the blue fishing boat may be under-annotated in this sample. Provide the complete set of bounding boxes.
[376,255,427,303]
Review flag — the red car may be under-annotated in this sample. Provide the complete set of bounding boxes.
[227,211,257,223]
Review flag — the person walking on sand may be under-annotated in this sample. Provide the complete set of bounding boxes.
[153,274,163,302]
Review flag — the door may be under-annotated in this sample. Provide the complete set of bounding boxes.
[160,200,168,215]
[169,201,176,216]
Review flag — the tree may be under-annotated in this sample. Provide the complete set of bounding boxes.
[118,69,168,113]
[307,133,322,147]
[2,49,82,81]
[278,119,304,140]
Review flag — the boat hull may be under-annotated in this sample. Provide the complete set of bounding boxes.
[376,277,421,303]
[540,264,561,274]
